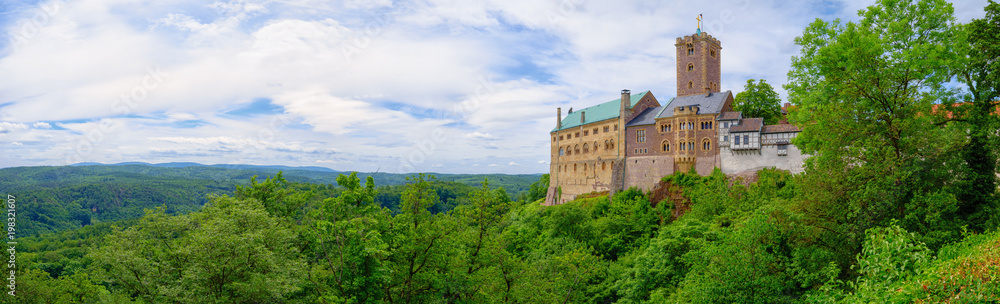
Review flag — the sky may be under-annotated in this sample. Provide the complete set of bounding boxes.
[0,0,990,174]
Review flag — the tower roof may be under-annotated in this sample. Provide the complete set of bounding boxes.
[552,91,650,132]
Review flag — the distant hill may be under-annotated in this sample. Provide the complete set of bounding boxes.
[0,164,542,236]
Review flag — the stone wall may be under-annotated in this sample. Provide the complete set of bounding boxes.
[624,155,675,191]
[720,144,806,175]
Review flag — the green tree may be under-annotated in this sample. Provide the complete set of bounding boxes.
[91,196,306,303]
[525,174,550,203]
[733,79,783,124]
[385,174,459,303]
[949,0,1000,231]
[299,172,391,303]
[785,0,963,258]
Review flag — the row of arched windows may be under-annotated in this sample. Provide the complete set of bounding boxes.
[559,140,616,156]
[661,139,712,152]
[557,161,611,172]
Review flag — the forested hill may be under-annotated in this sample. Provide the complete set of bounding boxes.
[0,164,542,236]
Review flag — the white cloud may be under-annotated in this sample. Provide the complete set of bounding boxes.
[0,122,29,133]
[32,122,52,129]
[11,142,23,146]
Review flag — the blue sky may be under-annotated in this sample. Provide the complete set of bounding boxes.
[0,0,990,174]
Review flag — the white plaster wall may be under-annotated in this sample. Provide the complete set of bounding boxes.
[720,144,806,175]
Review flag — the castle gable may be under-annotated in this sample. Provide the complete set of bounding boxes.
[625,106,664,127]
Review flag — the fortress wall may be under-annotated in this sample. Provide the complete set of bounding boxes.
[623,155,675,191]
[720,145,806,175]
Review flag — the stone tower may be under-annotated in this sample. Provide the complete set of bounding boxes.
[675,30,722,97]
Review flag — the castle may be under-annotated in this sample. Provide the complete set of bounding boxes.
[546,29,807,205]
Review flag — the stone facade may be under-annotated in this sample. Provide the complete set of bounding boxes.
[546,91,661,205]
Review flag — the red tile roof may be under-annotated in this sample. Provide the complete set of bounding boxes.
[730,118,763,132]
[762,124,801,133]
[718,111,742,120]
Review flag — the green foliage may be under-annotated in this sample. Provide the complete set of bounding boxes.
[950,0,1000,232]
[733,79,784,124]
[90,196,306,303]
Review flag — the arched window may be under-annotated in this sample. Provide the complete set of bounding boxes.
[703,139,711,151]
[604,140,609,150]
[602,162,606,170]
[686,43,694,55]
[663,142,670,152]
[688,63,694,71]
[565,146,571,155]
[688,81,693,89]
[574,164,577,171]
[575,145,580,155]
[610,139,615,149]
[559,148,564,155]
[680,142,686,150]
[710,49,716,58]
[689,142,694,150]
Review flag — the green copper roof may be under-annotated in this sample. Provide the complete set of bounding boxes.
[552,91,650,132]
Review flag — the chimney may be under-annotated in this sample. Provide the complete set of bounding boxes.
[557,107,562,129]
[620,89,631,118]
[581,111,586,123]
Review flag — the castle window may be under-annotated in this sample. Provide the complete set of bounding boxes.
[583,163,586,170]
[724,135,729,142]
[637,129,646,143]
[566,146,572,155]
[680,142,685,150]
[610,139,615,149]
[553,136,556,142]
[567,133,571,139]
[689,142,694,150]
[703,139,711,151]
[688,81,693,89]
[663,142,670,152]
[583,143,589,153]
[602,162,606,170]
[710,48,717,58]
[604,126,610,133]
[593,128,598,134]
[686,43,694,56]
[584,130,589,136]
[575,132,580,138]
[574,164,577,172]
[559,148,564,155]
[688,63,694,71]
[559,135,564,140]
[614,124,618,131]
[575,145,580,155]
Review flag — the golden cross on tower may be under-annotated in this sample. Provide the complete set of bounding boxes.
[696,14,702,30]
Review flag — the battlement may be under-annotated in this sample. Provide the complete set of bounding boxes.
[675,32,721,47]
